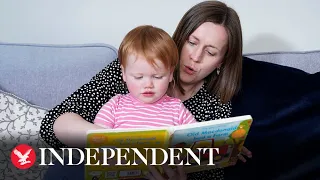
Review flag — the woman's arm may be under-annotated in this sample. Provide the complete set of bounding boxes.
[40,59,126,149]
[53,113,102,148]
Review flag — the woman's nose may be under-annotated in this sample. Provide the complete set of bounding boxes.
[190,47,202,62]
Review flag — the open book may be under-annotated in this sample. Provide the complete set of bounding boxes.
[85,115,253,180]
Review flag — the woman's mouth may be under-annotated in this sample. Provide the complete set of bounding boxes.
[184,65,196,75]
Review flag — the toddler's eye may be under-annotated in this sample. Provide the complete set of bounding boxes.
[134,76,143,79]
[154,76,163,79]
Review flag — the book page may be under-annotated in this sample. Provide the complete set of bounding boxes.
[169,116,253,173]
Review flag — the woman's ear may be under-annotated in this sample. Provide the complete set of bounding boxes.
[217,62,223,70]
[121,65,126,82]
[218,61,224,68]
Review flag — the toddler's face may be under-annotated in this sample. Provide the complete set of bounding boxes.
[121,54,173,104]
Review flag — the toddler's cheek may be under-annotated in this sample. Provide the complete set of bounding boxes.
[126,82,140,93]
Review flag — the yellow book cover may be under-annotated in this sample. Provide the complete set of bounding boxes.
[85,129,170,180]
[84,115,253,179]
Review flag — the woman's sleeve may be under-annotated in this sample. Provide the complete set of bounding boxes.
[40,59,126,149]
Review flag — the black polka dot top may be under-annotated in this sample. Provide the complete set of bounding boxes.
[40,58,231,180]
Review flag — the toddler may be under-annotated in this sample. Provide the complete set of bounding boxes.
[94,25,196,129]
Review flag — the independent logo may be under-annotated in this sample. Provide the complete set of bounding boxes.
[11,144,36,169]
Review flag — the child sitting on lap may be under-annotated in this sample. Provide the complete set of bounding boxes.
[94,25,196,128]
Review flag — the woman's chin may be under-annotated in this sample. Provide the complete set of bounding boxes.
[180,74,196,85]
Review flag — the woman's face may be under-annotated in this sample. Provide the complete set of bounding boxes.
[179,22,228,85]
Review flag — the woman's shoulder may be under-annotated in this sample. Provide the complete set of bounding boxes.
[89,58,128,98]
[188,82,231,110]
[102,58,121,74]
[183,84,232,121]
[92,58,125,87]
[89,58,121,81]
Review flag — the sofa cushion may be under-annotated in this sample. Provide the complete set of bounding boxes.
[245,51,320,74]
[0,89,51,179]
[0,43,118,109]
[226,57,320,180]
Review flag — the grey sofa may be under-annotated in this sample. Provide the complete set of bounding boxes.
[0,42,319,180]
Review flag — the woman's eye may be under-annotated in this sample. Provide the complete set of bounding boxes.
[188,40,196,46]
[134,76,143,79]
[207,51,215,56]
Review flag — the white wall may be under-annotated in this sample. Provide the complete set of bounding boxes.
[0,0,319,53]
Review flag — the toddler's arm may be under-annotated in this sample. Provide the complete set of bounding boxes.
[178,103,197,125]
[94,95,121,128]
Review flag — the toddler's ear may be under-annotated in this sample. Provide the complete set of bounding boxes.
[121,65,126,82]
[169,70,174,82]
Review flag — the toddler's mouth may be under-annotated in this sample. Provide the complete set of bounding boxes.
[142,91,155,97]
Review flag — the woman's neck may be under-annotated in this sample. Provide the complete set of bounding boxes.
[172,80,204,101]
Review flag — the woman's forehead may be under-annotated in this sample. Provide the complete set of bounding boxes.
[191,22,228,51]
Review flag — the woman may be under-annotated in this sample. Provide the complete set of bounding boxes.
[41,1,251,179]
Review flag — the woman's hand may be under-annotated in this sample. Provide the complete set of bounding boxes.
[145,164,187,180]
[238,146,252,163]
[53,112,103,148]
